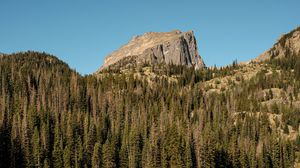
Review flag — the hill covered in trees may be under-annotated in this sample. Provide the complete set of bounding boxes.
[1,50,300,168]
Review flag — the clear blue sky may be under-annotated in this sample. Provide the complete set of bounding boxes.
[1,0,300,74]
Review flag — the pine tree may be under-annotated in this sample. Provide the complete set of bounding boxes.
[75,137,84,168]
[163,125,183,168]
[52,137,63,168]
[64,145,72,168]
[92,142,102,168]
[262,143,272,168]
[102,139,116,168]
[128,129,143,168]
[240,150,250,168]
[84,123,97,167]
[43,158,50,168]
[184,140,193,168]
[119,143,129,168]
[272,139,281,168]
[22,112,33,168]
[32,126,41,167]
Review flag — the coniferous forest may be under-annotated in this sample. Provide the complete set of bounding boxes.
[1,51,300,168]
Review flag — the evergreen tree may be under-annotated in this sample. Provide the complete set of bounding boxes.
[92,142,102,168]
[32,127,41,167]
[63,146,72,168]
[52,137,63,168]
[102,139,116,168]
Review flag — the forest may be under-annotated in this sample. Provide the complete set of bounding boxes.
[0,51,300,168]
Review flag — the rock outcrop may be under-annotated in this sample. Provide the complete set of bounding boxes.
[99,30,205,70]
[254,26,300,62]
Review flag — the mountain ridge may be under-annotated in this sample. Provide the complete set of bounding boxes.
[254,26,300,62]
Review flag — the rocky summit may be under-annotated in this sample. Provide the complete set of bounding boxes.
[254,26,300,62]
[99,30,205,71]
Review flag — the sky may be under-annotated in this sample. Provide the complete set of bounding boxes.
[1,0,300,75]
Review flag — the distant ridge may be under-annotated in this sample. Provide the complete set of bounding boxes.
[254,26,300,62]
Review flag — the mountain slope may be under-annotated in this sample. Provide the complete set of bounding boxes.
[254,26,300,62]
[98,30,205,71]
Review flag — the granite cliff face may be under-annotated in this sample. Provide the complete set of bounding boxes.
[254,27,300,62]
[99,30,205,70]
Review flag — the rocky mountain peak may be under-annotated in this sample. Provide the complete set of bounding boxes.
[254,26,300,62]
[98,30,205,71]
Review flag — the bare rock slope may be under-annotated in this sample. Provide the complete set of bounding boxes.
[254,26,300,62]
[99,30,205,70]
